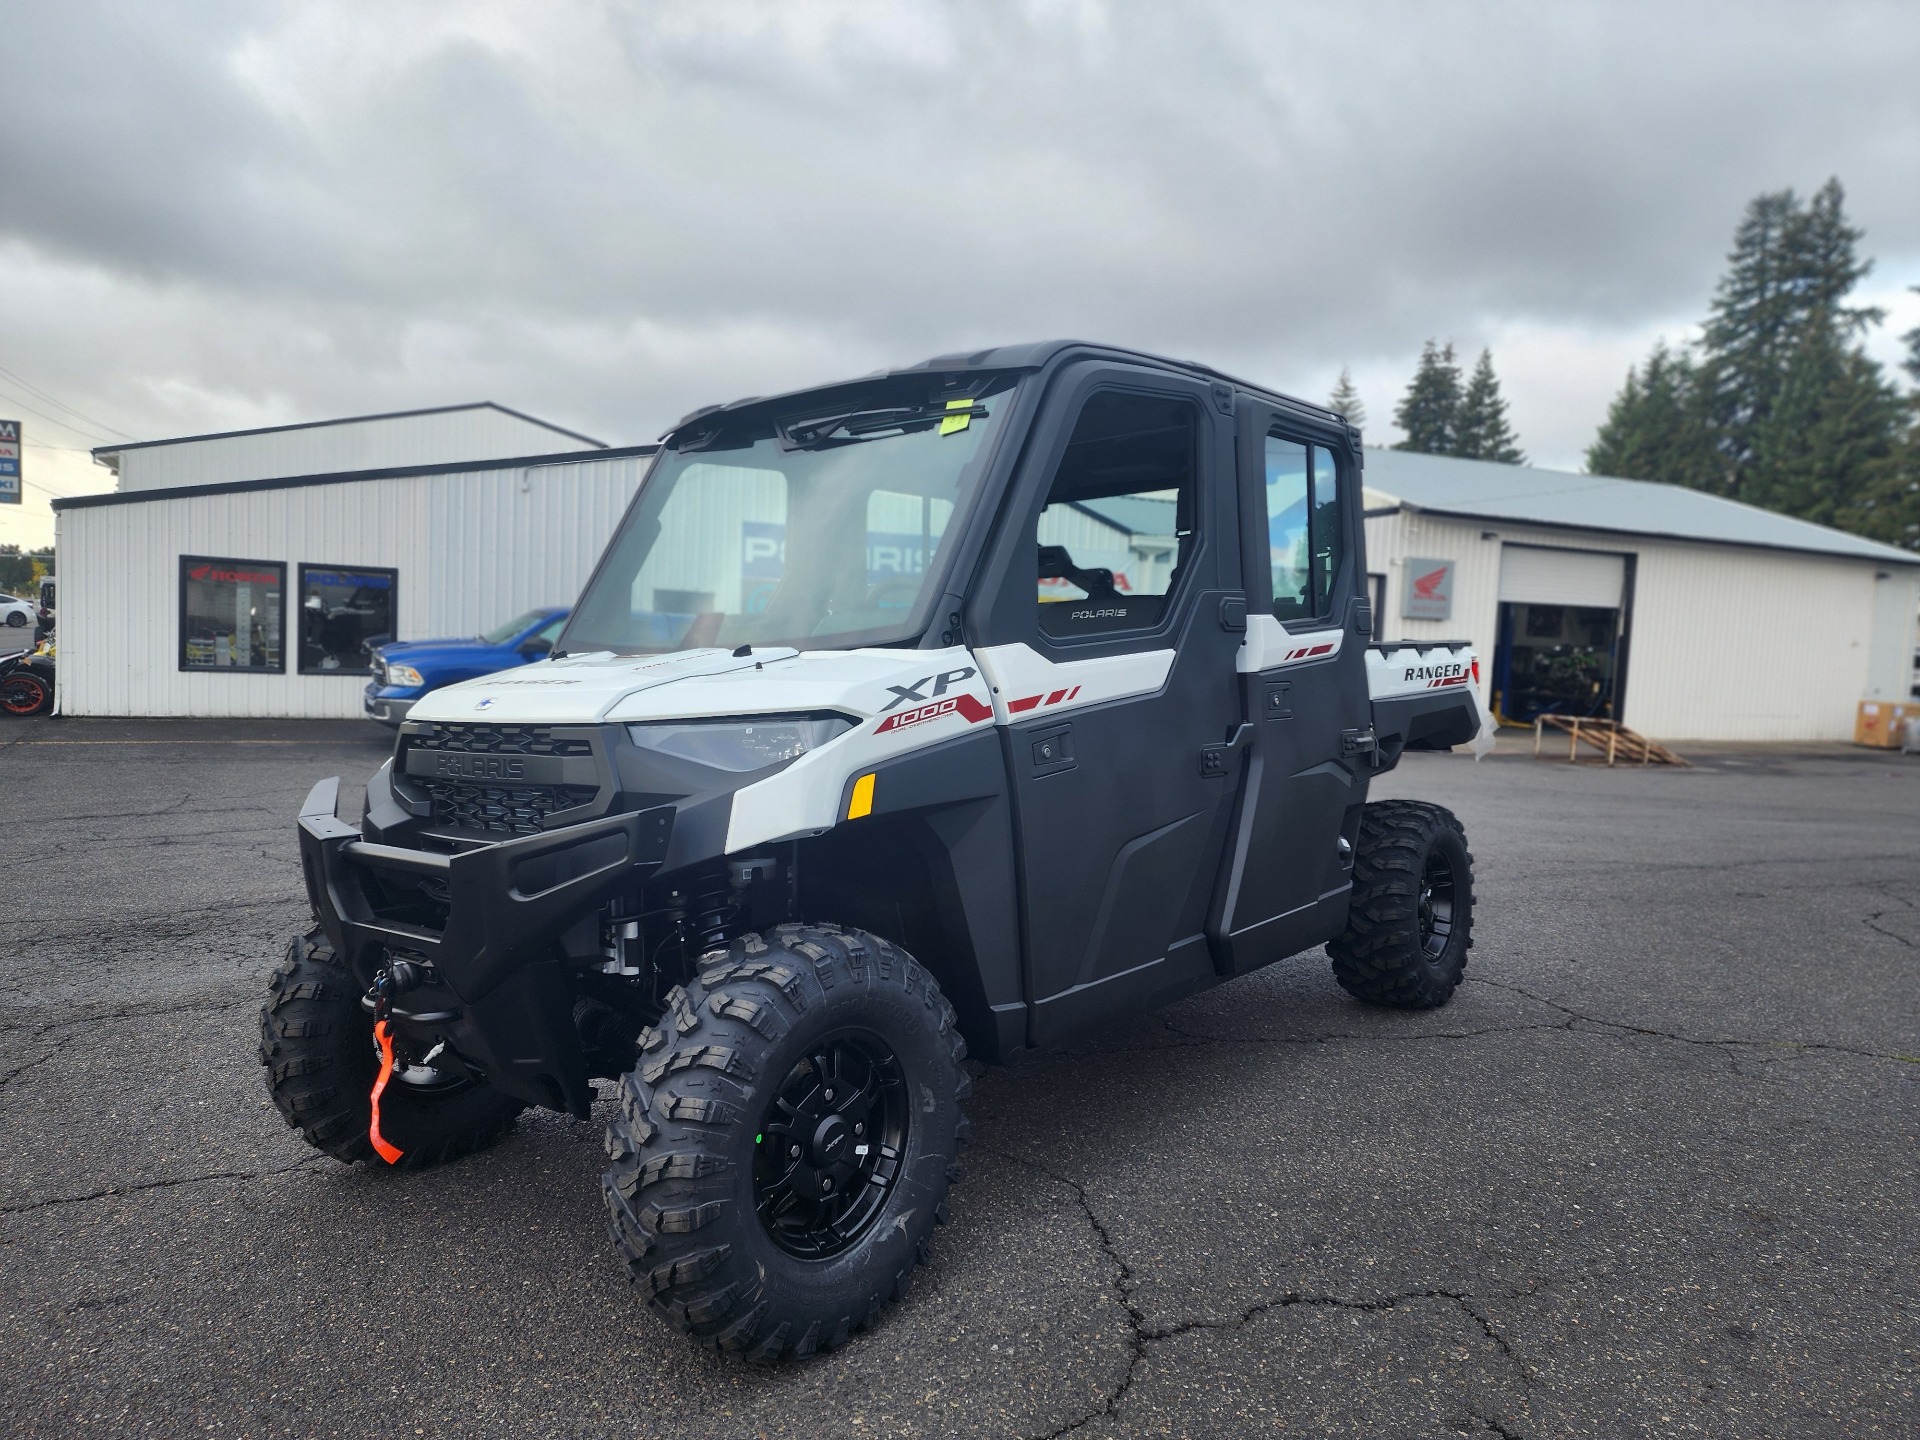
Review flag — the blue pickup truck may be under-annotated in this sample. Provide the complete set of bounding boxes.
[363,607,568,726]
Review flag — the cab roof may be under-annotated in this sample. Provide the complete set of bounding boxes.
[666,340,1348,439]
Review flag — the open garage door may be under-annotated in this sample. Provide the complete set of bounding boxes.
[1493,545,1629,724]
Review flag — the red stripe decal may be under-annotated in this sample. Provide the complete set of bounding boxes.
[1067,685,1081,701]
[1045,688,1067,705]
[1307,643,1335,657]
[1008,694,1042,713]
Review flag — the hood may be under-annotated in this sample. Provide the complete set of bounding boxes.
[381,635,507,663]
[407,645,989,730]
[408,647,805,724]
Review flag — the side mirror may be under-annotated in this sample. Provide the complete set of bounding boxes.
[518,636,553,657]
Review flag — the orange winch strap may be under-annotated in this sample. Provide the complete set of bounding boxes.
[369,1019,405,1165]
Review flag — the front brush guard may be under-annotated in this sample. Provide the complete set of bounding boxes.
[295,776,675,1116]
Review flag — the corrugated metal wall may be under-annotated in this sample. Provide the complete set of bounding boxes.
[114,408,600,492]
[1366,507,1920,741]
[56,454,649,718]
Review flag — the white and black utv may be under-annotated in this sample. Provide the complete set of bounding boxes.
[265,341,1485,1361]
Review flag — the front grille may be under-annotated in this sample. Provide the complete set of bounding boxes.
[409,723,593,757]
[419,780,600,836]
[402,723,602,835]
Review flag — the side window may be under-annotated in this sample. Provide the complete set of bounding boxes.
[1035,391,1197,638]
[1265,434,1344,623]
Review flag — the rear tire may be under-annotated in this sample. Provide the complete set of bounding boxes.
[1328,800,1474,1009]
[602,923,969,1362]
[259,928,525,1167]
[0,670,50,716]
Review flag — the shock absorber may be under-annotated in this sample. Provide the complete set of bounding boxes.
[688,867,743,952]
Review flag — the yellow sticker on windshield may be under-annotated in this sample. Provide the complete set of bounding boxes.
[939,398,972,436]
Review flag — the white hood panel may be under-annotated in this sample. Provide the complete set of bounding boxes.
[407,647,801,725]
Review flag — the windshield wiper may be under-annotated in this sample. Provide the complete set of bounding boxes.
[778,401,986,450]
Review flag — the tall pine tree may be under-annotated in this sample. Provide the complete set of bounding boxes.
[1587,178,1915,550]
[1453,350,1525,462]
[1696,177,1883,499]
[1392,341,1461,454]
[1328,367,1367,431]
[1586,342,1719,488]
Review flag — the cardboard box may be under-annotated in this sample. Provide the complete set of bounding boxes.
[1855,699,1920,749]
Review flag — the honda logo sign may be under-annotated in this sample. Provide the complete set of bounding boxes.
[1401,558,1455,621]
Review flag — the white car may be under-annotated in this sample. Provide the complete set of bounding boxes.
[0,593,37,632]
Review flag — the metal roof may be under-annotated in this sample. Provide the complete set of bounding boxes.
[51,444,659,511]
[90,401,607,458]
[1361,447,1920,567]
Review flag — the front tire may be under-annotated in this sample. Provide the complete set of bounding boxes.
[602,923,969,1362]
[1328,800,1475,1009]
[259,928,525,1167]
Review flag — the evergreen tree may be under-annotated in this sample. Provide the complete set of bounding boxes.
[1904,285,1920,386]
[1585,342,1720,488]
[1328,367,1366,431]
[1696,177,1883,497]
[1746,318,1904,535]
[1392,340,1461,454]
[1452,349,1525,463]
[1587,177,1913,549]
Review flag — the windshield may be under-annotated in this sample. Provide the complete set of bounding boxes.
[562,376,1018,655]
[480,610,551,645]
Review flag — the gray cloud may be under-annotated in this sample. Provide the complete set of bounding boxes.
[2,0,1918,515]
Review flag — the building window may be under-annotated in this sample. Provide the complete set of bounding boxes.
[179,556,285,672]
[298,564,397,674]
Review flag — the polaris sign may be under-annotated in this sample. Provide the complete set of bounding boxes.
[0,420,19,505]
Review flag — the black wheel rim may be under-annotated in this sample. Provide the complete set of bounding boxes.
[754,1030,909,1260]
[1418,849,1456,960]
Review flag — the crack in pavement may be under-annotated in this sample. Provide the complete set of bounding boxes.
[0,1046,59,1092]
[983,1144,1537,1440]
[1462,976,1917,1065]
[0,1156,332,1216]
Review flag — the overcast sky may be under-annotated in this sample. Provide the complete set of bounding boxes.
[4,0,1920,547]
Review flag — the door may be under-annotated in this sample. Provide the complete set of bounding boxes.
[967,368,1248,1048]
[1492,543,1628,722]
[1213,406,1374,974]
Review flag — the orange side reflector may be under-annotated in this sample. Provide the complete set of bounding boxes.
[369,1019,405,1165]
[847,772,876,820]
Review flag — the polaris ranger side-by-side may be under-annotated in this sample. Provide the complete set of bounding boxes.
[265,341,1485,1361]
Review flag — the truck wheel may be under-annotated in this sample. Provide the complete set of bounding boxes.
[1328,800,1474,1009]
[259,928,525,1167]
[602,923,970,1362]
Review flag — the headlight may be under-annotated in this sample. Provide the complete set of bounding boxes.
[385,663,425,687]
[627,715,854,772]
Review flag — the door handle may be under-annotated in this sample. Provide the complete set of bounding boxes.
[1199,724,1253,778]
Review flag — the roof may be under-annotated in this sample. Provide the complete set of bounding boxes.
[1361,447,1920,568]
[51,444,660,512]
[669,340,1348,439]
[90,401,607,459]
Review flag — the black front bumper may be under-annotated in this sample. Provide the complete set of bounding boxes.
[296,776,676,1117]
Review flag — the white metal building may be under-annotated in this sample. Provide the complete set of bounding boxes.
[54,405,652,718]
[1362,449,1920,742]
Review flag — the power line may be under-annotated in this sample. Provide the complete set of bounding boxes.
[0,383,120,445]
[0,362,132,440]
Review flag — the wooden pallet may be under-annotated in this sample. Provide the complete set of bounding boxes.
[1533,715,1688,766]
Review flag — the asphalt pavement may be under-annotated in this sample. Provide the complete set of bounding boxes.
[1,717,1916,1438]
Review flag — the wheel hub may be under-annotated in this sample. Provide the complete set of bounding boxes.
[754,1032,909,1260]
